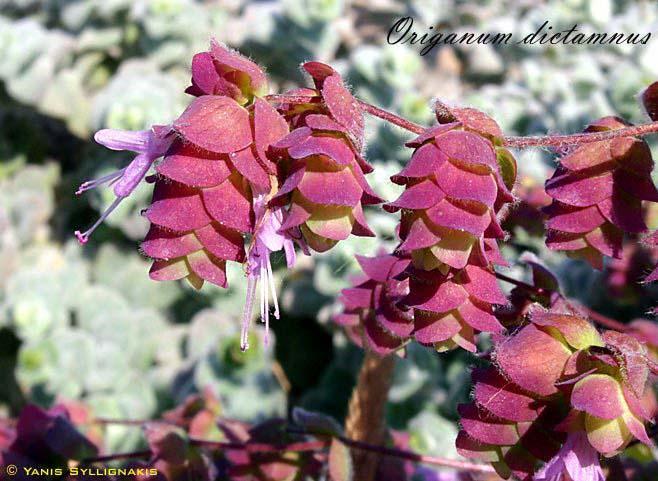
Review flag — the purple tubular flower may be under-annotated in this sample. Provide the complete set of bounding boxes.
[240,190,297,351]
[534,432,605,481]
[75,125,174,243]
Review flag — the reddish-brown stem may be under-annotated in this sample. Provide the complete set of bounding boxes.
[357,100,425,134]
[503,122,658,148]
[336,434,495,473]
[265,94,426,134]
[266,94,658,147]
[91,415,491,473]
[344,352,396,481]
[494,272,544,295]
[189,437,327,453]
[284,427,495,474]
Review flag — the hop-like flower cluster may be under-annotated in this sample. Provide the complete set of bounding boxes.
[334,253,413,355]
[385,109,516,351]
[141,93,287,290]
[76,42,301,349]
[457,309,654,480]
[544,117,658,269]
[268,62,383,253]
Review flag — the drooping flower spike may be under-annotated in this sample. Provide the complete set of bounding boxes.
[385,109,516,352]
[457,308,654,480]
[74,125,175,243]
[77,42,296,349]
[268,62,383,253]
[543,116,658,269]
[141,45,294,350]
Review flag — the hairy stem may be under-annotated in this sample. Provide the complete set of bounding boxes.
[503,122,658,148]
[265,94,426,134]
[357,100,425,134]
[266,94,658,147]
[344,351,396,481]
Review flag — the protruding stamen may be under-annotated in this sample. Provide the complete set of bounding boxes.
[76,169,126,195]
[241,275,258,351]
[74,197,124,244]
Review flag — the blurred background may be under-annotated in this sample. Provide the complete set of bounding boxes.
[1,0,658,458]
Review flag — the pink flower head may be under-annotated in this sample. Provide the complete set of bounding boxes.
[335,253,413,355]
[142,94,288,292]
[74,125,175,243]
[186,39,268,105]
[384,111,515,352]
[386,119,514,272]
[544,117,658,269]
[457,309,654,480]
[534,431,605,481]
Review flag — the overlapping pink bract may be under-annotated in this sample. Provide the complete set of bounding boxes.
[334,253,413,355]
[269,62,382,253]
[384,109,516,351]
[544,116,658,269]
[456,308,654,480]
[142,42,289,290]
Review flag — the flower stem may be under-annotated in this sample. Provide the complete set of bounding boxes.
[266,94,658,147]
[356,100,425,134]
[189,437,327,453]
[344,352,396,481]
[335,434,495,473]
[286,426,495,473]
[503,122,658,148]
[265,94,426,134]
[94,418,152,425]
[494,272,544,294]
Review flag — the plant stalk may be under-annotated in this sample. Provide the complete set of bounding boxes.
[344,351,396,481]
